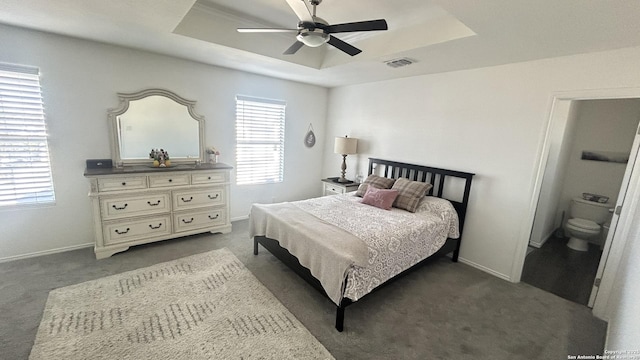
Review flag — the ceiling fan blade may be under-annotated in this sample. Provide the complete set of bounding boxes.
[324,19,388,33]
[284,41,304,55]
[285,0,314,22]
[237,28,298,33]
[327,35,362,56]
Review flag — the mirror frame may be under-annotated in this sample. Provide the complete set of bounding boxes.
[108,88,205,166]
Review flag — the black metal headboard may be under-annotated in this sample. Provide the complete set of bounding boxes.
[367,158,474,236]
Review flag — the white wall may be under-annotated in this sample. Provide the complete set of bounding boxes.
[0,24,328,260]
[323,45,640,280]
[529,100,580,247]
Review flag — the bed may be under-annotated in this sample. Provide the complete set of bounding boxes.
[250,158,474,331]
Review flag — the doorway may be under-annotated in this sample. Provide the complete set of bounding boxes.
[521,96,640,307]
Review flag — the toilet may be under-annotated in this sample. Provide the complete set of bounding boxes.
[565,197,611,252]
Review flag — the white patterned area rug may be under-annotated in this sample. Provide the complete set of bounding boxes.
[29,248,334,360]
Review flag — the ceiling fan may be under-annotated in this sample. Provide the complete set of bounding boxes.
[237,0,388,56]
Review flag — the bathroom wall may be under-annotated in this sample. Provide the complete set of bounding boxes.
[557,99,640,227]
[529,101,580,247]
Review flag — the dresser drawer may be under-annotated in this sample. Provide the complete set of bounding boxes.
[173,187,226,210]
[174,207,227,233]
[100,193,170,220]
[102,215,171,245]
[97,176,147,192]
[148,173,190,188]
[191,171,228,185]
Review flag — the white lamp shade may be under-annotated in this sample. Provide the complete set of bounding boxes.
[334,136,358,155]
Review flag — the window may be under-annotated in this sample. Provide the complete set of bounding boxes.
[235,95,285,185]
[0,64,55,207]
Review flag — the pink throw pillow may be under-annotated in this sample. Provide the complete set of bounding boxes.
[361,186,399,210]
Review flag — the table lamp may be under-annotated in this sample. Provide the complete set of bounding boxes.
[334,135,358,183]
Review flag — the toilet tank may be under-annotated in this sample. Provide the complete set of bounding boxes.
[570,197,612,224]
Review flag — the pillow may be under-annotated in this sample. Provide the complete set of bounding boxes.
[391,177,433,213]
[355,175,396,197]
[361,186,399,210]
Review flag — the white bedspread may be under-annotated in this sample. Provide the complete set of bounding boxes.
[250,194,459,305]
[249,202,369,305]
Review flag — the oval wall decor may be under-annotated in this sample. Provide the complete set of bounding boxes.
[304,124,316,148]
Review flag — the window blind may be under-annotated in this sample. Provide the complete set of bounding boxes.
[235,95,285,185]
[0,64,55,207]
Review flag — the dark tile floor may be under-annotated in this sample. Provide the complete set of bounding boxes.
[521,235,602,306]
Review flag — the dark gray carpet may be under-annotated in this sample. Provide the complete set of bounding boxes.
[0,220,606,360]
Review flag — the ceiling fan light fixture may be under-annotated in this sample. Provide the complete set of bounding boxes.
[297,29,329,47]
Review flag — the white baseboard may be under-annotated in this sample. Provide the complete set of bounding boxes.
[528,229,556,249]
[0,243,94,264]
[231,215,249,222]
[1,218,252,263]
[528,241,543,249]
[458,256,513,282]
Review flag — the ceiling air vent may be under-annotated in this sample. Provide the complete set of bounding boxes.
[384,58,416,68]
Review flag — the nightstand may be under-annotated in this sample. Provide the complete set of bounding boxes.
[322,178,360,196]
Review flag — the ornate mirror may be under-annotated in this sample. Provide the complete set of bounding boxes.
[108,89,205,166]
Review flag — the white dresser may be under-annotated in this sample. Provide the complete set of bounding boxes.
[84,163,232,259]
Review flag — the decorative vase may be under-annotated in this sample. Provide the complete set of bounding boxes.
[208,154,218,164]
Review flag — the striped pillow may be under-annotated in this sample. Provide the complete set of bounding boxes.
[391,177,433,213]
[355,175,396,197]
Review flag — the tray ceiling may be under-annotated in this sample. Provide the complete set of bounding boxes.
[1,0,640,87]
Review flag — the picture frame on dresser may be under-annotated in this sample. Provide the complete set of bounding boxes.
[84,89,232,259]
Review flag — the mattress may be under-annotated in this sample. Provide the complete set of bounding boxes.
[250,193,459,304]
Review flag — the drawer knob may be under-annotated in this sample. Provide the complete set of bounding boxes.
[147,200,161,206]
[181,197,193,203]
[112,203,128,210]
[182,218,194,224]
[208,194,219,200]
[148,223,162,229]
[121,182,126,186]
[208,176,211,180]
[208,214,219,220]
[114,228,130,235]
[168,179,172,182]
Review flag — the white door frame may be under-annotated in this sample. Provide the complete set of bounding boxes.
[513,86,640,320]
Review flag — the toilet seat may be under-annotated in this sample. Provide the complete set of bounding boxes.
[567,218,600,234]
